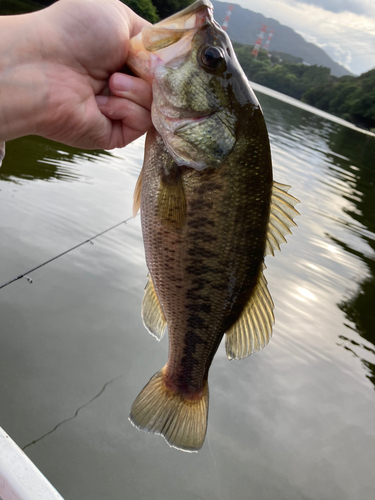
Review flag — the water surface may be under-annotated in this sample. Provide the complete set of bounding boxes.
[1,84,374,500]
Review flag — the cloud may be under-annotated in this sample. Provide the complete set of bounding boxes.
[230,0,375,74]
[300,0,375,16]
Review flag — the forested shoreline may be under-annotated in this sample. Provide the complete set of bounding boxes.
[2,0,374,130]
[234,43,375,130]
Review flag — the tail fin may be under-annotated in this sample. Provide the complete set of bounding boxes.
[129,368,209,452]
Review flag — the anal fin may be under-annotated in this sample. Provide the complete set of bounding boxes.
[142,275,166,340]
[225,265,274,360]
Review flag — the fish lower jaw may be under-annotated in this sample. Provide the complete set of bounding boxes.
[155,109,214,132]
[174,114,213,132]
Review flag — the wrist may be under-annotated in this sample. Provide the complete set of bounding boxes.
[0,11,49,142]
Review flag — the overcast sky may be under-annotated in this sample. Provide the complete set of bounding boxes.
[222,0,375,75]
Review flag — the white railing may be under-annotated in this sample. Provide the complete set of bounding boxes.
[0,426,64,500]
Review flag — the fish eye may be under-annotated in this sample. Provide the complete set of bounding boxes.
[200,46,225,70]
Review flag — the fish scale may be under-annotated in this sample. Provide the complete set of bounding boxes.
[140,113,271,392]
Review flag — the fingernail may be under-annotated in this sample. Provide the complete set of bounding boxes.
[112,73,134,92]
[95,95,109,106]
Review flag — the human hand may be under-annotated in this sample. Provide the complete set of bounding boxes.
[0,0,152,150]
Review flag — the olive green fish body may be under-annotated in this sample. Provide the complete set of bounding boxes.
[142,110,272,398]
[128,0,299,452]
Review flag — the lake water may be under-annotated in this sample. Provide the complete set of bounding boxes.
[1,83,374,500]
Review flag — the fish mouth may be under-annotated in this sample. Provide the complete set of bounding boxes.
[127,1,214,83]
[154,0,214,31]
[155,101,215,122]
[174,113,214,132]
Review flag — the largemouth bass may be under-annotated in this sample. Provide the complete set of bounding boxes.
[127,0,299,452]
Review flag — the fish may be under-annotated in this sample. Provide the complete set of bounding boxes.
[126,0,299,452]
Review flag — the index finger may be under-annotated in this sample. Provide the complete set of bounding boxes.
[109,73,152,111]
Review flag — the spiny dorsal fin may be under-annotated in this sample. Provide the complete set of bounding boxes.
[157,168,186,230]
[133,166,143,217]
[142,275,166,341]
[265,181,300,257]
[225,265,274,360]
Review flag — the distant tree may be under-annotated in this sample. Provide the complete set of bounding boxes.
[302,69,375,129]
[302,84,333,112]
[0,1,159,23]
[255,65,303,99]
[122,0,158,23]
[0,0,48,15]
[152,0,193,20]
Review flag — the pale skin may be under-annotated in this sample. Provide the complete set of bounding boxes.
[0,0,153,150]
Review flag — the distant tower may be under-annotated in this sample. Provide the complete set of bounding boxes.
[221,5,233,32]
[264,29,274,51]
[251,24,268,58]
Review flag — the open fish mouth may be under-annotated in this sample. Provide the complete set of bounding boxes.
[127,1,214,84]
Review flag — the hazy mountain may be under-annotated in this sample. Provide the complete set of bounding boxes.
[212,1,351,77]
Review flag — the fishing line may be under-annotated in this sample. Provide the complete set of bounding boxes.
[0,215,135,291]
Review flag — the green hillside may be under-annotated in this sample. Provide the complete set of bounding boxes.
[302,70,375,130]
[233,43,375,130]
[2,0,373,130]
[212,1,351,78]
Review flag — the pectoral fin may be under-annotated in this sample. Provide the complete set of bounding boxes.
[133,166,143,217]
[142,275,166,341]
[265,182,300,256]
[225,265,274,360]
[157,168,186,230]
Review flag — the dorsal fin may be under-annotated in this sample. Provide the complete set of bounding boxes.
[225,182,299,359]
[142,275,167,341]
[225,264,274,360]
[265,182,300,257]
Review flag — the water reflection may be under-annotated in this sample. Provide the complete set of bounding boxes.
[1,85,375,499]
[326,126,375,387]
[256,88,375,389]
[0,136,112,183]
